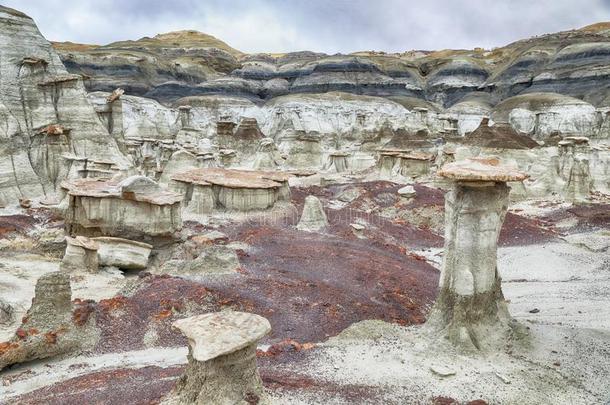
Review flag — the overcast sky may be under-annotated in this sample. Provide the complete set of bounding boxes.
[6,0,610,53]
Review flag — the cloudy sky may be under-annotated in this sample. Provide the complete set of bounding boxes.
[6,0,610,53]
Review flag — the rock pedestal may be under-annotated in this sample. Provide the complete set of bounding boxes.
[297,195,329,232]
[163,311,271,405]
[60,236,99,272]
[428,158,528,351]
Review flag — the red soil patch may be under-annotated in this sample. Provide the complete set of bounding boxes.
[93,275,220,353]
[542,203,610,232]
[11,366,183,405]
[0,214,37,237]
[215,223,439,342]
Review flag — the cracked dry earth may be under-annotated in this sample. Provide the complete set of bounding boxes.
[1,181,608,404]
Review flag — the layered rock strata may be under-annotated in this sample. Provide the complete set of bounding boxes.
[0,6,129,206]
[61,175,182,238]
[92,237,153,270]
[60,235,99,272]
[171,168,291,213]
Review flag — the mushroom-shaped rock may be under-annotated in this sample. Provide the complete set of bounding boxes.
[297,195,329,232]
[163,311,271,405]
[60,236,99,273]
[427,158,528,351]
[437,157,529,183]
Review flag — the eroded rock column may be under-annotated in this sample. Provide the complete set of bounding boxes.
[297,195,329,232]
[428,158,528,351]
[163,311,271,405]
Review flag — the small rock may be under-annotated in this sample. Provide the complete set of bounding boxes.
[397,185,416,198]
[337,188,362,203]
[430,364,456,377]
[495,372,511,384]
[350,223,366,231]
[19,198,31,208]
[529,308,540,313]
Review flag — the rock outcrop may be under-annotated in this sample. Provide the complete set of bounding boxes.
[62,176,183,238]
[0,272,96,370]
[0,6,129,206]
[60,235,99,273]
[171,168,291,213]
[162,311,271,405]
[93,237,153,270]
[53,22,610,110]
[297,195,329,232]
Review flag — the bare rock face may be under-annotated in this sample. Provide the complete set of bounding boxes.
[60,235,99,273]
[252,137,283,170]
[297,195,329,232]
[163,311,271,405]
[62,176,183,238]
[0,6,129,206]
[428,159,527,351]
[0,272,96,370]
[92,237,153,270]
[172,168,291,213]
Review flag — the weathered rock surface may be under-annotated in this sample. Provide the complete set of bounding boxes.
[93,237,153,270]
[160,245,240,277]
[0,299,14,325]
[430,159,528,351]
[172,168,290,212]
[0,6,129,206]
[62,176,183,238]
[297,195,329,232]
[0,272,96,370]
[162,311,270,405]
[60,235,99,273]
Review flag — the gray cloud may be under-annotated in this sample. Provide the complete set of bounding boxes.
[4,0,610,53]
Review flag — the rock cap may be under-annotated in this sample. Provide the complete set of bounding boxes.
[173,311,271,362]
[66,235,99,250]
[438,157,528,182]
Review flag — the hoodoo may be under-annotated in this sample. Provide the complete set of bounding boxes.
[163,312,271,405]
[428,157,529,351]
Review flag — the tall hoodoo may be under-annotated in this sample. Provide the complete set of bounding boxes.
[163,311,271,405]
[428,158,528,351]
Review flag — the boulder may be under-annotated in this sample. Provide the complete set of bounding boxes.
[93,237,153,270]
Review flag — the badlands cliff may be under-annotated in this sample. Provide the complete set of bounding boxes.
[0,4,609,405]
